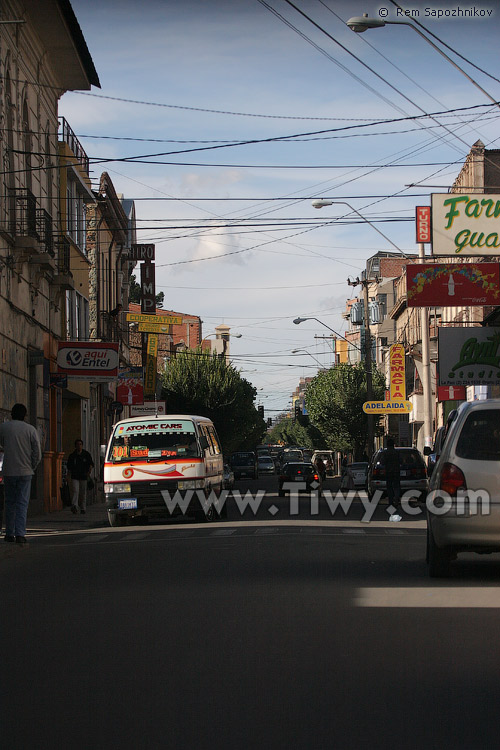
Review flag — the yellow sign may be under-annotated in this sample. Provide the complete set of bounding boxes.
[363,401,413,414]
[389,344,406,401]
[138,323,171,333]
[144,335,158,396]
[126,313,182,325]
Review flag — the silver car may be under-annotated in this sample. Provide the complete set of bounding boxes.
[427,399,500,577]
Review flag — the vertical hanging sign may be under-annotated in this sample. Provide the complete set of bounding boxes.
[416,206,431,244]
[389,344,406,401]
[144,334,158,396]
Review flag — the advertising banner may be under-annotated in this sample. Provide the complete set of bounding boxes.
[437,385,466,402]
[126,313,182,325]
[438,327,500,385]
[57,342,119,380]
[432,194,500,256]
[130,401,167,416]
[117,367,144,405]
[389,344,406,400]
[407,262,500,307]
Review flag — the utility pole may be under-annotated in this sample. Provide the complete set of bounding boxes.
[348,276,374,457]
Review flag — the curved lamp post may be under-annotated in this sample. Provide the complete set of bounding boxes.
[346,14,500,109]
[291,348,325,367]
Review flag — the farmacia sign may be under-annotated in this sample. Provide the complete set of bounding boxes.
[432,194,500,256]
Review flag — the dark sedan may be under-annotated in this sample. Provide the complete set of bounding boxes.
[278,462,321,496]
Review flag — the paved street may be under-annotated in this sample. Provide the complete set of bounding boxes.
[2,477,500,748]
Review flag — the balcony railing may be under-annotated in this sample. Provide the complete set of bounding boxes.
[58,117,89,173]
[53,235,71,274]
[8,188,38,239]
[36,209,54,256]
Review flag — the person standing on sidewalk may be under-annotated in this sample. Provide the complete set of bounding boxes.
[67,439,94,515]
[0,403,42,545]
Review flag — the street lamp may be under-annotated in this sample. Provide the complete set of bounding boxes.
[346,14,500,109]
[293,317,362,352]
[311,199,403,255]
[291,348,325,367]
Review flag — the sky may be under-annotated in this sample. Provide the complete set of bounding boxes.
[60,0,500,415]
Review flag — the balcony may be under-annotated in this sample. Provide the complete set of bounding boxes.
[51,236,74,290]
[58,117,89,173]
[8,188,39,252]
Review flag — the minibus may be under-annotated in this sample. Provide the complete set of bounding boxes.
[104,415,224,526]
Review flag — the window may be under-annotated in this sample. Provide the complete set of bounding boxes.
[65,291,89,340]
[66,179,87,254]
[456,411,500,461]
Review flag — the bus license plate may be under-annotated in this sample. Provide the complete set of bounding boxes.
[119,498,138,510]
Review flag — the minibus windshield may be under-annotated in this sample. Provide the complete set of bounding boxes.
[108,419,200,463]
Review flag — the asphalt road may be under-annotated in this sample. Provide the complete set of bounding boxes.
[2,477,500,749]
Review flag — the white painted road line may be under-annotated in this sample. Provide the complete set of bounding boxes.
[355,587,500,608]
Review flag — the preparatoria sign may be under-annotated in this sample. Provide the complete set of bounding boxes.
[432,193,500,256]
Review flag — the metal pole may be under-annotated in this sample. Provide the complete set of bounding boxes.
[362,280,374,458]
[419,242,434,450]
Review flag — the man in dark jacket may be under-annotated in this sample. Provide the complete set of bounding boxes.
[67,439,94,515]
[385,437,401,513]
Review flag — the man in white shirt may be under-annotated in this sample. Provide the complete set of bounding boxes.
[0,404,42,545]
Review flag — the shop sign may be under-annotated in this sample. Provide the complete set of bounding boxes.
[389,344,406,400]
[407,262,500,307]
[57,342,119,380]
[362,401,413,413]
[130,401,167,416]
[438,327,500,385]
[432,193,500,256]
[416,206,431,243]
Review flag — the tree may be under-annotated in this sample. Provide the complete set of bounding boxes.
[305,362,385,458]
[266,415,326,449]
[129,274,164,308]
[161,349,266,454]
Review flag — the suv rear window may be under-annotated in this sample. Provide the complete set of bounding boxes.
[375,450,424,468]
[456,410,500,461]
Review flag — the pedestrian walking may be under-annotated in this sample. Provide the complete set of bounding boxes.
[385,437,401,514]
[0,403,42,545]
[67,439,94,515]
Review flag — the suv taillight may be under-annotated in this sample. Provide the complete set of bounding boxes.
[372,467,385,479]
[439,462,466,496]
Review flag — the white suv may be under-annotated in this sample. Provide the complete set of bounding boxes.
[427,399,500,577]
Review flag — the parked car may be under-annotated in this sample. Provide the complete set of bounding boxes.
[426,399,500,577]
[230,451,258,480]
[366,447,428,500]
[223,464,235,490]
[257,455,275,475]
[340,462,368,490]
[278,462,321,496]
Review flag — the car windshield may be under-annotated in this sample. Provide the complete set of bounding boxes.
[108,420,200,462]
[456,410,500,460]
[231,454,255,466]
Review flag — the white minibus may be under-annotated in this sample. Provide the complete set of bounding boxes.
[104,415,224,526]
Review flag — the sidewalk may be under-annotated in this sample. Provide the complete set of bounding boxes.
[25,501,109,534]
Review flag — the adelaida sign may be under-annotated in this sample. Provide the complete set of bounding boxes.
[432,193,500,256]
[57,342,119,380]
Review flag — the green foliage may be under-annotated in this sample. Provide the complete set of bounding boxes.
[266,415,326,449]
[305,362,386,457]
[161,349,266,454]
